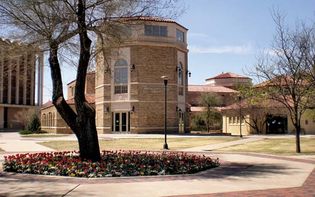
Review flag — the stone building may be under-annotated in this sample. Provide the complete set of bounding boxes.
[205,72,252,89]
[95,16,189,134]
[0,39,44,129]
[221,98,315,135]
[41,16,189,134]
[41,73,95,133]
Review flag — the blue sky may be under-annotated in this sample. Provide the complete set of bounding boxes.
[178,0,315,85]
[42,0,315,102]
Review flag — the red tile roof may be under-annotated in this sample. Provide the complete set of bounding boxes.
[221,98,287,111]
[206,72,250,81]
[41,95,95,110]
[188,85,238,93]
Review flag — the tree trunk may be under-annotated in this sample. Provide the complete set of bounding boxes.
[73,0,101,161]
[295,123,301,153]
[77,107,101,161]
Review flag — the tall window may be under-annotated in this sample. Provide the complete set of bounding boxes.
[144,25,168,37]
[178,62,184,96]
[114,59,128,94]
[176,29,185,42]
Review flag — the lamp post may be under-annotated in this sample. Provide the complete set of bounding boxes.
[239,96,243,138]
[161,76,169,149]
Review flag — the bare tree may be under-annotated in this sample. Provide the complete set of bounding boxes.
[0,0,181,161]
[236,86,269,134]
[200,93,221,132]
[253,13,315,153]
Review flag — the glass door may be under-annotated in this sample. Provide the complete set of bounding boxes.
[113,112,129,132]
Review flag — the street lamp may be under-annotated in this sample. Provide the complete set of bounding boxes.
[239,96,243,138]
[161,76,169,149]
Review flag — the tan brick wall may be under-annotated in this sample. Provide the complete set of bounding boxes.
[96,44,188,134]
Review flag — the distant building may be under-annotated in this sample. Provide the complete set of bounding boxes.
[0,39,44,129]
[205,72,252,89]
[188,85,237,112]
[41,73,95,133]
[221,78,315,135]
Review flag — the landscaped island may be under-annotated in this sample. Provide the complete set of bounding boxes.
[3,151,219,178]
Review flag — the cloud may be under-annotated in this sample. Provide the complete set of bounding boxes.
[189,44,253,55]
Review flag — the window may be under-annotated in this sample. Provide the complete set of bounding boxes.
[178,62,184,96]
[305,120,309,125]
[114,59,128,94]
[176,29,185,42]
[144,25,168,37]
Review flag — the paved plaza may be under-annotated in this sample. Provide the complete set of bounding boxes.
[0,132,314,196]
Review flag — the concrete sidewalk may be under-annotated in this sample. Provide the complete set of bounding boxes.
[0,132,54,153]
[0,132,315,196]
[0,153,314,196]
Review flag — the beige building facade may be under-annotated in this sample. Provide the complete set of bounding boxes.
[222,100,315,135]
[95,17,189,134]
[41,17,189,134]
[41,73,95,133]
[0,39,44,130]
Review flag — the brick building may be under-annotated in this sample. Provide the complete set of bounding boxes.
[0,39,44,129]
[41,16,189,134]
[95,16,189,134]
[41,73,95,133]
[205,72,252,89]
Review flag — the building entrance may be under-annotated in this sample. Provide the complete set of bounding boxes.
[266,115,288,134]
[113,112,130,132]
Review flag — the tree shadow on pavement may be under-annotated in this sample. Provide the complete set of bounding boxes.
[196,162,297,179]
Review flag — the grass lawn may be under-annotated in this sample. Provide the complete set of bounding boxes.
[21,134,70,138]
[39,137,237,151]
[217,138,315,155]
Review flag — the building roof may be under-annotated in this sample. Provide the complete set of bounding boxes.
[41,95,95,110]
[221,98,286,111]
[116,16,188,30]
[206,72,251,81]
[188,85,237,93]
[190,106,223,112]
[254,75,310,88]
[66,72,95,86]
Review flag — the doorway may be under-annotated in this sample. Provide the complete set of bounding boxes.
[178,111,185,133]
[266,115,288,134]
[113,112,130,132]
[3,107,8,128]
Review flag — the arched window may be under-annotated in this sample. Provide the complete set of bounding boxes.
[43,114,46,126]
[178,62,184,95]
[48,112,52,127]
[52,113,55,127]
[114,59,128,94]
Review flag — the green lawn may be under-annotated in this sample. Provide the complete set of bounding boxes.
[21,134,70,138]
[217,138,315,155]
[39,137,237,151]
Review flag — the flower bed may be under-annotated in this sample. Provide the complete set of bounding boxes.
[3,151,219,178]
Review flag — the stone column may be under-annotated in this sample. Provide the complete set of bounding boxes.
[15,56,20,104]
[7,57,11,104]
[23,52,27,105]
[30,53,35,106]
[37,52,44,106]
[0,49,3,103]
